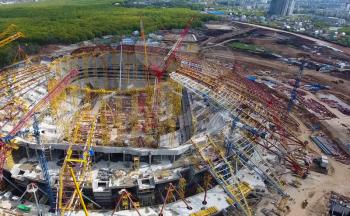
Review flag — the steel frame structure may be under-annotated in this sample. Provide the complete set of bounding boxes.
[171,64,309,177]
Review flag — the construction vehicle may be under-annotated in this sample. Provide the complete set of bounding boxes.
[313,156,329,174]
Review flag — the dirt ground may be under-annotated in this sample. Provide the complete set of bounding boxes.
[286,157,350,216]
[202,49,350,96]
[254,116,350,216]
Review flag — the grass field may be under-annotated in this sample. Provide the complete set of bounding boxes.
[0,0,213,67]
[230,42,260,52]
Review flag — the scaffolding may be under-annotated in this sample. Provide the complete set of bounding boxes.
[170,70,308,177]
[191,136,252,216]
[99,100,110,146]
[58,110,96,216]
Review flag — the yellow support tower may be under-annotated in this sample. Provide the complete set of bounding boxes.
[55,60,62,77]
[59,110,96,216]
[99,100,110,146]
[169,80,182,116]
[48,78,67,117]
[133,156,140,170]
[5,150,15,170]
[178,177,186,199]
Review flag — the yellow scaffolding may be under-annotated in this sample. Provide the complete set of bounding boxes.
[192,135,253,216]
[59,110,96,216]
[99,100,110,146]
[178,177,186,199]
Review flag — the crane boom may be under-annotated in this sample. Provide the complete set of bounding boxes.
[7,69,78,136]
[0,32,24,48]
[150,17,194,78]
[0,69,79,178]
[0,24,17,39]
[163,17,194,71]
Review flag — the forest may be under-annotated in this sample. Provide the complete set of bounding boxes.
[0,0,213,67]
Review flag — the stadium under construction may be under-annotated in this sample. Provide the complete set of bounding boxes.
[0,19,330,216]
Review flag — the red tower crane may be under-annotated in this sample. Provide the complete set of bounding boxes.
[0,69,78,178]
[150,17,194,78]
[150,17,194,124]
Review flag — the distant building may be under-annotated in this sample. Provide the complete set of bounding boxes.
[268,0,295,16]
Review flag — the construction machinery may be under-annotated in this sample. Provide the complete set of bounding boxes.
[148,17,194,140]
[288,60,306,112]
[58,110,96,216]
[0,69,78,178]
[16,183,46,215]
[0,25,24,48]
[33,114,56,211]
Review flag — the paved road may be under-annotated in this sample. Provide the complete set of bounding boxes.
[233,21,350,54]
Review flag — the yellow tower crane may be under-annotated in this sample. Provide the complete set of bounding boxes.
[0,25,24,48]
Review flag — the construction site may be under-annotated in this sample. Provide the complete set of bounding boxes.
[0,18,350,216]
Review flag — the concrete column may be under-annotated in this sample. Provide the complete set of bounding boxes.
[49,146,53,161]
[26,145,30,159]
[148,152,152,166]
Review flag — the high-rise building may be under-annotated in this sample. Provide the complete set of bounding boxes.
[268,0,295,16]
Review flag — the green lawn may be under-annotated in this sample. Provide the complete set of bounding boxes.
[0,0,213,67]
[230,42,260,52]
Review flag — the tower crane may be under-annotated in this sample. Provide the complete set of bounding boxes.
[287,60,306,112]
[0,24,17,39]
[287,53,309,112]
[149,17,194,132]
[33,114,56,211]
[0,69,78,178]
[149,17,194,79]
[0,24,24,48]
